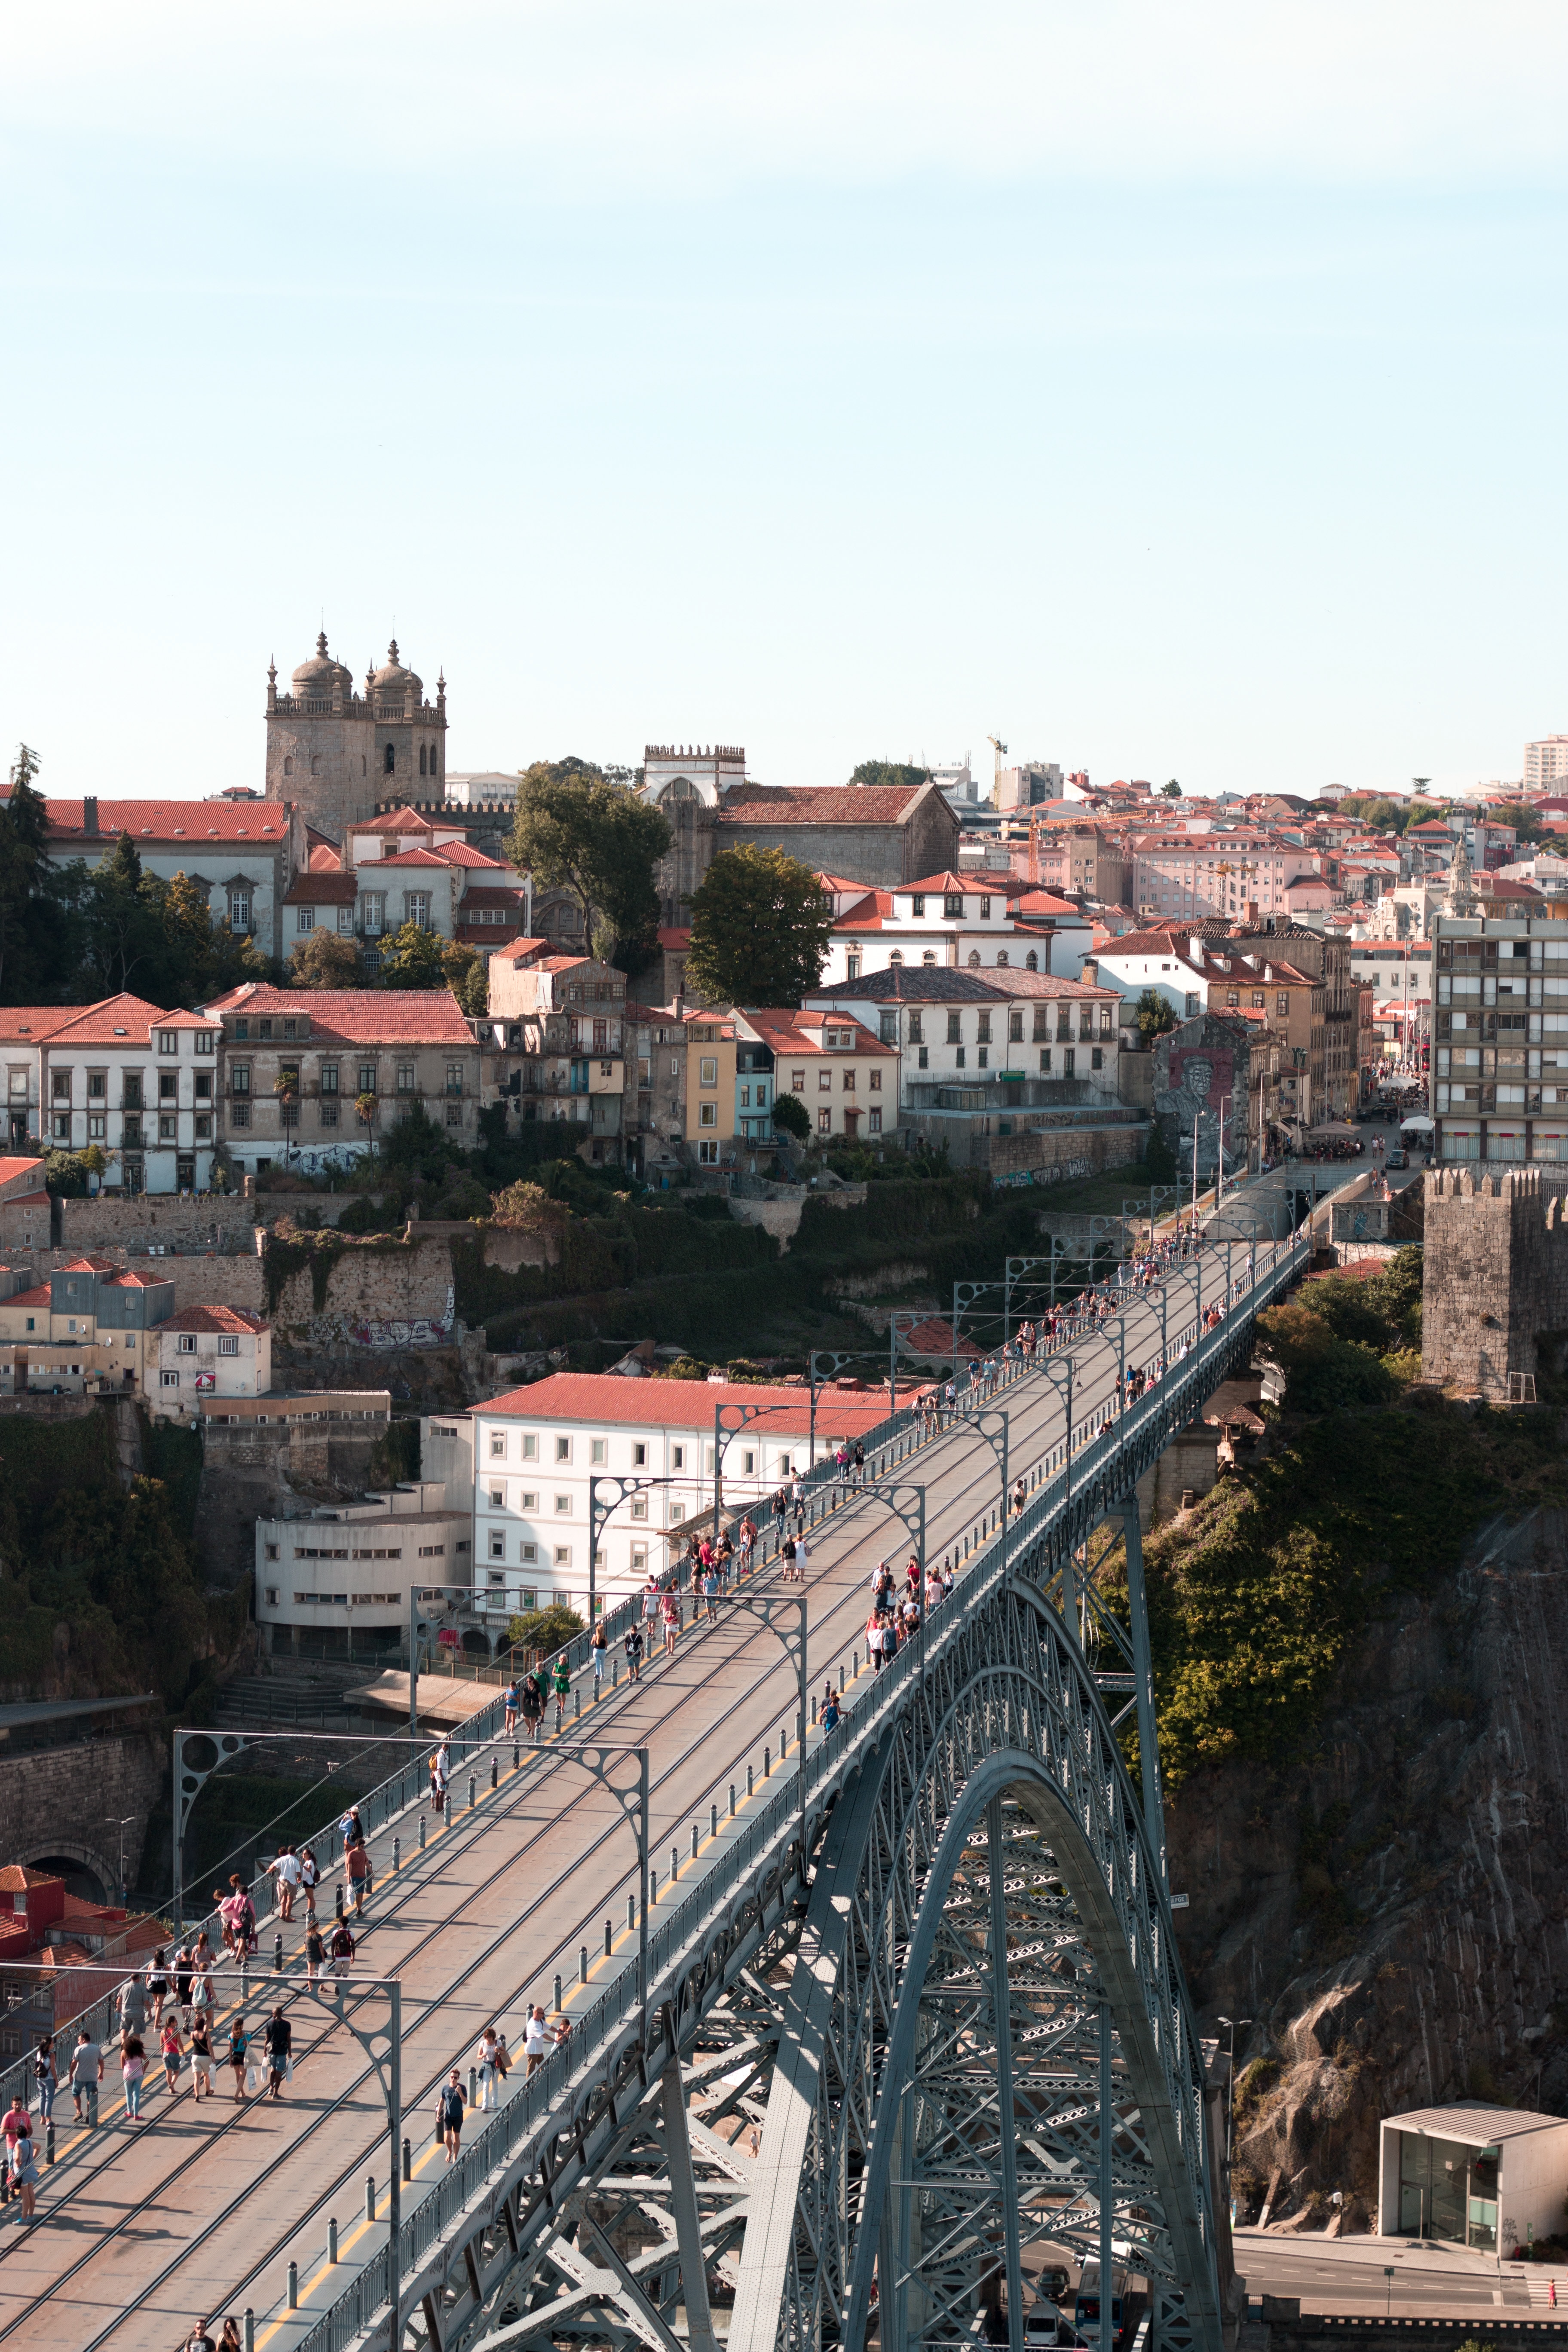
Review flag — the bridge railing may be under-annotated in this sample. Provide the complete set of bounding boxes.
[281,1231,1309,2352]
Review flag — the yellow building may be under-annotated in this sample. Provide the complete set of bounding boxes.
[683,1011,738,1167]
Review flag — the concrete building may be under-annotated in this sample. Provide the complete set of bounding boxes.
[254,1481,473,1659]
[1131,829,1310,924]
[1430,913,1568,1164]
[264,634,447,834]
[149,1304,271,1415]
[34,796,307,966]
[470,1373,902,1619]
[0,995,220,1193]
[1378,2105,1568,2253]
[995,761,1064,813]
[204,983,483,1176]
[1525,737,1568,791]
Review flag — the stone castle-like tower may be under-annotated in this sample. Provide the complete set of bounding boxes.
[1422,1165,1568,1398]
[265,634,446,836]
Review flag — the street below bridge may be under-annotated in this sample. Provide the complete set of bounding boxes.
[0,1233,1290,2352]
[1234,2226,1565,2318]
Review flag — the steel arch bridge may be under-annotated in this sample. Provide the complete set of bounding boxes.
[300,1237,1301,2352]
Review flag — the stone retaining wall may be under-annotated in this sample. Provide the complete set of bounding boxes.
[60,1194,260,1252]
[1,1729,165,1900]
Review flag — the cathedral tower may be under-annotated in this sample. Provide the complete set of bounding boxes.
[264,634,447,836]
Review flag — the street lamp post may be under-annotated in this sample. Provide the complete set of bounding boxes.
[115,1815,137,1906]
[1216,2013,1253,2177]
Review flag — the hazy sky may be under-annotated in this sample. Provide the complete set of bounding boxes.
[4,1,1567,803]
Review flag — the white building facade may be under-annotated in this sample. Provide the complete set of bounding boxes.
[149,1305,271,1415]
[254,1481,474,1659]
[0,996,220,1193]
[469,1374,895,1620]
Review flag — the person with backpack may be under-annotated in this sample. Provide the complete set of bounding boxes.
[263,2009,291,2101]
[435,2068,466,2163]
[329,1919,355,1980]
[521,1670,545,1743]
[623,1622,644,1684]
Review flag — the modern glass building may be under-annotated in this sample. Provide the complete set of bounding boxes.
[1379,2108,1568,2254]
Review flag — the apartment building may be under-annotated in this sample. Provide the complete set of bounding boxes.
[484,946,627,1161]
[805,966,1121,1117]
[1525,738,1568,791]
[202,983,483,1175]
[683,1010,737,1166]
[1026,827,1132,905]
[0,995,220,1193]
[0,1259,173,1396]
[1431,913,1568,1164]
[1131,830,1312,923]
[470,1374,900,1618]
[36,796,308,964]
[254,1481,473,1659]
[735,1010,897,1142]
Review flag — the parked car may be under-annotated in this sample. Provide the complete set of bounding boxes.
[1385,1146,1409,1169]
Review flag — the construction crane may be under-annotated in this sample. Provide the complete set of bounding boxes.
[987,734,1008,805]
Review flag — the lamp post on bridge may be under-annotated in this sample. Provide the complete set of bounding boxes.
[588,1473,701,1623]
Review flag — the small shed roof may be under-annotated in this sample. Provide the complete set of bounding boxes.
[1382,2105,1568,2144]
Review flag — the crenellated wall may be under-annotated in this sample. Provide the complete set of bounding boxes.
[1421,1165,1568,1396]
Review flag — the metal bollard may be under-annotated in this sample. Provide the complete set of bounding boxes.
[627,1893,636,1932]
[336,1882,344,1922]
[45,2121,54,2168]
[393,1836,400,1876]
[245,2312,255,2352]
[763,1746,771,1779]
[512,1741,521,1770]
[366,2175,376,2223]
[469,1775,477,1810]
[579,1943,588,1984]
[612,1656,620,1688]
[710,1801,719,1839]
[670,1844,679,1882]
[469,2067,478,2105]
[490,1755,498,1790]
[729,1782,737,1816]
[288,2262,299,2310]
[691,1824,699,1863]
[402,2136,412,2183]
[553,1972,562,2011]
[854,1648,859,1676]
[812,1695,818,1723]
[747,1763,754,1798]
[780,1723,788,1757]
[650,1867,658,1903]
[328,2217,338,2264]
[419,1812,427,1850]
[274,1931,284,1972]
[604,1918,612,1958]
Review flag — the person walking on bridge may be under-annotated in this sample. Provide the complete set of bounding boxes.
[521,1668,545,1741]
[623,1622,643,1683]
[552,1650,572,1727]
[436,2068,466,2163]
[591,1618,609,1688]
[502,1679,520,1736]
[69,2027,102,2125]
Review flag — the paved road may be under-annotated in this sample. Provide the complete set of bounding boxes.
[1235,2226,1564,2316]
[0,1238,1292,2352]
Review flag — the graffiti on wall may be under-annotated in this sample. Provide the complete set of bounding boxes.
[348,1286,456,1349]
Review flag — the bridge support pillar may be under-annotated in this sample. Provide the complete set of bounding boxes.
[661,2040,719,2352]
[1119,1497,1166,1881]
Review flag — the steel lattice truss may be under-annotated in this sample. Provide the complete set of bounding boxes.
[433,1578,1219,2352]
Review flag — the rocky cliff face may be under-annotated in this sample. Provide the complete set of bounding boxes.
[1169,1504,1568,2228]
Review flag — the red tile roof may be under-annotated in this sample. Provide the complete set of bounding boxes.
[742,1010,896,1057]
[0,1008,84,1042]
[897,870,992,895]
[6,1285,63,1309]
[308,842,344,870]
[160,1305,269,1334]
[0,993,186,1047]
[833,891,894,932]
[482,1372,898,1439]
[456,887,523,909]
[373,848,450,869]
[0,1156,46,1189]
[0,1865,62,1891]
[657,927,692,951]
[720,783,931,826]
[43,799,294,842]
[356,806,435,834]
[489,937,551,964]
[203,985,477,1045]
[284,874,359,905]
[434,840,505,869]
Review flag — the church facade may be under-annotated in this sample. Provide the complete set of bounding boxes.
[264,634,447,835]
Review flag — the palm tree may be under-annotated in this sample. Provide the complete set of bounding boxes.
[355,1090,378,1164]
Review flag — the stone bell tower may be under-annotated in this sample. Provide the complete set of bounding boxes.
[264,633,447,836]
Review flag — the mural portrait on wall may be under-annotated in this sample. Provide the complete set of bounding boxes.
[1155,1047,1234,1133]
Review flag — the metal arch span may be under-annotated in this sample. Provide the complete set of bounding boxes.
[727,1575,1219,2352]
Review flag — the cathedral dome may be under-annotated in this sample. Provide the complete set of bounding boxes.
[368,639,423,701]
[291,631,354,700]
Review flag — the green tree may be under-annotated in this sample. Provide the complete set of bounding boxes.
[0,746,49,999]
[162,869,269,1003]
[379,922,446,988]
[685,846,833,1008]
[507,763,671,965]
[1134,987,1178,1046]
[848,760,932,791]
[288,930,362,989]
[772,1089,812,1142]
[507,1601,585,1655]
[78,833,166,997]
[441,941,490,1017]
[1161,778,1182,799]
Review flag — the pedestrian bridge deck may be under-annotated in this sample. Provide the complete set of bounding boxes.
[0,1232,1303,2352]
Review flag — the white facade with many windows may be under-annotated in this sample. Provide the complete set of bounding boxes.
[468,1373,894,1619]
[254,1481,473,1657]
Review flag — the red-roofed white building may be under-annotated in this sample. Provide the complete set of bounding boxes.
[31,796,308,963]
[472,1373,917,1614]
[0,994,220,1193]
[0,1255,175,1394]
[201,984,483,1175]
[821,869,1093,988]
[149,1303,270,1414]
[735,1009,897,1144]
